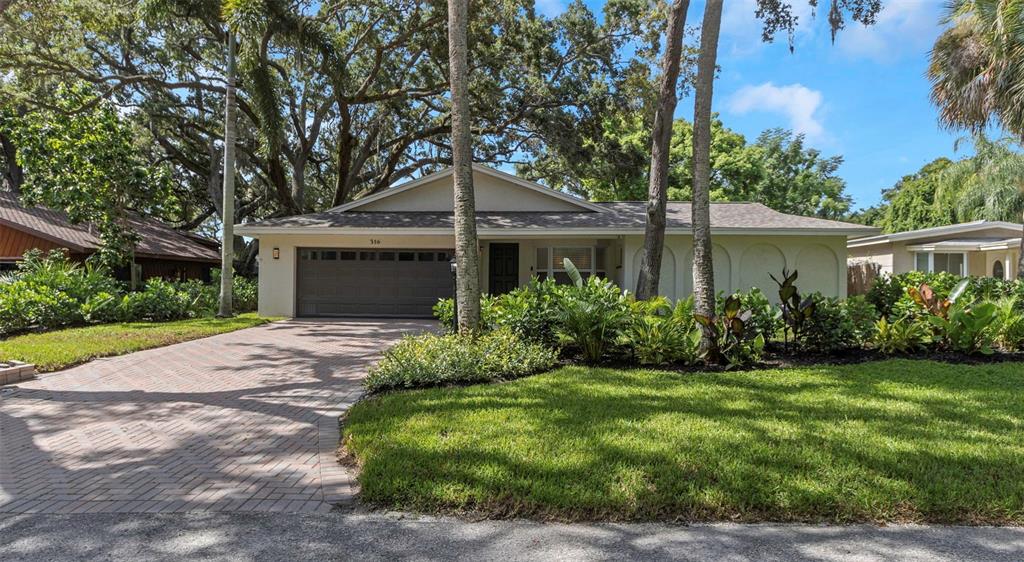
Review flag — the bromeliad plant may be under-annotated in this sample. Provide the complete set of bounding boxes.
[694,295,766,368]
[872,316,931,355]
[620,296,700,366]
[770,269,815,348]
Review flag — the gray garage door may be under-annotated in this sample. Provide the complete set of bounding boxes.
[296,248,453,317]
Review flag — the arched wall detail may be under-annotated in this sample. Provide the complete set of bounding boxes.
[632,246,677,300]
[795,244,841,297]
[739,243,786,300]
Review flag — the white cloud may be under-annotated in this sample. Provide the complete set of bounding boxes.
[836,0,942,63]
[535,0,566,18]
[728,82,825,140]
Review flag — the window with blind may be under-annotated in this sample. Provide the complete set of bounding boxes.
[914,252,966,276]
[535,246,607,283]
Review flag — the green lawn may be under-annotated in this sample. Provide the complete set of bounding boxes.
[343,360,1024,523]
[0,314,277,372]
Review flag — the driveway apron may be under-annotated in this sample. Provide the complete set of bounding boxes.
[0,319,431,514]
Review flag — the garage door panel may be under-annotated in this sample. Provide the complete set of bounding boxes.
[297,248,453,317]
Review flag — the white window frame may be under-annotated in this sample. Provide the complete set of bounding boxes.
[536,246,606,278]
[914,251,968,276]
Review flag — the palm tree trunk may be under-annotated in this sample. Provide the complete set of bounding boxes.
[691,0,724,353]
[447,0,481,332]
[218,33,237,318]
[636,0,690,301]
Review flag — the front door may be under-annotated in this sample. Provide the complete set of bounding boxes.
[488,243,519,295]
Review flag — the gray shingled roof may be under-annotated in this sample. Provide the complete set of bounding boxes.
[238,201,876,233]
[0,190,220,261]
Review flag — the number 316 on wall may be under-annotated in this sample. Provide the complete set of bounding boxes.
[369,239,381,245]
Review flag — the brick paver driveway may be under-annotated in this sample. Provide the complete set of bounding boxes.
[0,319,432,515]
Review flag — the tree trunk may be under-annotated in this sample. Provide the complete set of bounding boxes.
[0,130,21,193]
[218,33,237,318]
[691,0,724,354]
[291,154,306,212]
[332,106,354,207]
[1018,217,1024,279]
[636,0,690,300]
[447,0,481,332]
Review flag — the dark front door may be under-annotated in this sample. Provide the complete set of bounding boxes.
[488,243,519,295]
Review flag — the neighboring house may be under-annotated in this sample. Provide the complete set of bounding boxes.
[235,165,877,318]
[0,190,220,281]
[848,220,1022,284]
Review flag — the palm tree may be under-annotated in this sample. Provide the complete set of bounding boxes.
[636,0,691,301]
[938,135,1024,274]
[218,31,237,317]
[447,0,481,332]
[930,0,1024,277]
[690,0,724,353]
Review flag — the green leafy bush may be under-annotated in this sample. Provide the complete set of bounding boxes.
[694,294,766,368]
[927,301,999,355]
[796,295,858,353]
[364,328,558,393]
[869,272,1021,319]
[993,297,1024,351]
[556,275,631,363]
[619,297,700,366]
[120,278,196,321]
[735,288,782,342]
[872,316,931,355]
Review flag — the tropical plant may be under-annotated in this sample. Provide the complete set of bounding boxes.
[908,278,970,318]
[872,316,932,355]
[556,277,631,364]
[736,288,782,342]
[218,32,237,317]
[770,269,816,347]
[993,296,1024,351]
[693,294,766,368]
[929,0,1024,277]
[927,300,999,354]
[800,295,859,353]
[620,296,700,366]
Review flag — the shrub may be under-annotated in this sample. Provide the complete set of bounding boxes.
[872,316,931,355]
[927,301,999,355]
[619,297,700,366]
[800,295,859,353]
[364,328,558,393]
[735,288,782,342]
[843,295,879,344]
[770,269,816,346]
[993,297,1024,352]
[694,294,766,368]
[555,275,630,363]
[120,278,195,322]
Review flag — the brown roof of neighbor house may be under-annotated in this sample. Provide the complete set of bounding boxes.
[0,190,220,262]
[237,201,877,235]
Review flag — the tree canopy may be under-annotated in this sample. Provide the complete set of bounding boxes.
[521,114,852,219]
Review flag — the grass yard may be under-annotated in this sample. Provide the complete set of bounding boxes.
[0,314,277,372]
[343,360,1024,523]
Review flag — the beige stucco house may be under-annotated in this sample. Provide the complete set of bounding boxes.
[848,221,1022,282]
[236,165,877,317]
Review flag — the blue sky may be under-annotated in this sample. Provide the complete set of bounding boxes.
[541,0,962,211]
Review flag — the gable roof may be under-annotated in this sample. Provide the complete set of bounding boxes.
[848,220,1023,248]
[331,164,608,214]
[237,200,877,237]
[0,190,220,262]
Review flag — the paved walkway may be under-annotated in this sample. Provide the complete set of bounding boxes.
[2,512,1023,561]
[0,319,433,515]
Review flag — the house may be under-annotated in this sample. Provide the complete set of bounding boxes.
[0,190,220,281]
[847,221,1022,285]
[235,165,878,318]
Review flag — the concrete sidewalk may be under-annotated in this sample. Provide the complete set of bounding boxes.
[2,511,1022,561]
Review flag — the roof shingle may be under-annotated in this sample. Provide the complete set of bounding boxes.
[0,190,220,261]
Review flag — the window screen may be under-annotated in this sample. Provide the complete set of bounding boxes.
[915,253,929,272]
[553,247,592,270]
[536,248,549,272]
